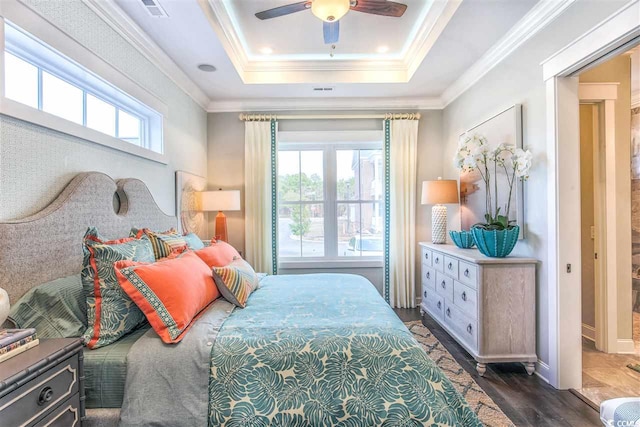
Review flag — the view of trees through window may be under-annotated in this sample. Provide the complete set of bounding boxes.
[278,146,383,259]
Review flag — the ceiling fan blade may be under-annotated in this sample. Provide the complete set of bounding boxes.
[350,0,407,17]
[323,20,340,44]
[255,1,310,20]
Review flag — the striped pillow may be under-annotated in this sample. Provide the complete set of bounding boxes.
[130,228,187,259]
[211,258,259,308]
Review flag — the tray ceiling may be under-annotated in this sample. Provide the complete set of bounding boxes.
[111,0,541,108]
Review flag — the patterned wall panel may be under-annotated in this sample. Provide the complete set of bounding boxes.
[0,0,207,221]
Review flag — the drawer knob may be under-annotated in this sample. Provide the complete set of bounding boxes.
[446,308,451,317]
[425,253,429,260]
[467,324,473,334]
[426,272,430,279]
[441,280,446,288]
[37,386,54,406]
[448,262,452,270]
[435,258,439,264]
[464,269,470,277]
[461,291,467,301]
[437,301,441,309]
[423,290,427,298]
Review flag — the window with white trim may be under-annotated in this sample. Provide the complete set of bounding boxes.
[2,21,163,154]
[278,132,384,263]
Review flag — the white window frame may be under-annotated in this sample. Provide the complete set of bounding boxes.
[0,3,168,164]
[278,131,385,269]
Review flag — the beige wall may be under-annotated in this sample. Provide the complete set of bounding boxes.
[0,0,208,222]
[439,0,629,367]
[207,110,443,294]
[579,54,633,340]
[580,104,596,329]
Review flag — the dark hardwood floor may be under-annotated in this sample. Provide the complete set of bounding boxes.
[394,308,602,426]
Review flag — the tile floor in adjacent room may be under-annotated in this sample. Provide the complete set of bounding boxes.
[575,312,640,407]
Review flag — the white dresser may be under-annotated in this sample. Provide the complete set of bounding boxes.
[419,242,538,376]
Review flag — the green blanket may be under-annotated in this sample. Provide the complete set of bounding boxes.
[208,273,481,426]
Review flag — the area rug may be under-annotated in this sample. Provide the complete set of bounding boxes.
[405,320,514,427]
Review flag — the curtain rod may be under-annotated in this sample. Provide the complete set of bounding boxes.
[238,113,420,121]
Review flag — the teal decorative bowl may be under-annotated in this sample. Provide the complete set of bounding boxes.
[449,230,475,249]
[471,225,520,258]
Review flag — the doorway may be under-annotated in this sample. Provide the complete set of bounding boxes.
[574,50,640,407]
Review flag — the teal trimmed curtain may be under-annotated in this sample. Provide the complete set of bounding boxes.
[244,120,278,275]
[384,120,391,304]
[384,118,419,308]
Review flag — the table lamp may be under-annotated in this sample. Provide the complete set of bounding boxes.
[421,178,459,244]
[200,189,241,242]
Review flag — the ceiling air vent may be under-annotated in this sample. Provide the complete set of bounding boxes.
[141,0,168,18]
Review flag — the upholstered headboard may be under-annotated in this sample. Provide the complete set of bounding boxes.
[0,172,177,304]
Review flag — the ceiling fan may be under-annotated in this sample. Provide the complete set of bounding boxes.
[255,0,407,44]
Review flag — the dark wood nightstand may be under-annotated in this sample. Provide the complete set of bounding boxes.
[0,338,84,426]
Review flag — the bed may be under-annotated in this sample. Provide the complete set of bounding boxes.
[0,172,481,426]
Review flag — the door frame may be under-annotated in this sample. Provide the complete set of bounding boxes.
[579,84,619,353]
[542,0,639,389]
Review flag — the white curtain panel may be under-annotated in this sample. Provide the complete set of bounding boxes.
[244,121,275,274]
[389,119,419,308]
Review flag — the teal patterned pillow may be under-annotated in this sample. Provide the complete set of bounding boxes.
[82,227,155,349]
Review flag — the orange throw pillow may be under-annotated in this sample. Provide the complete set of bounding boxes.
[114,251,220,344]
[194,241,241,268]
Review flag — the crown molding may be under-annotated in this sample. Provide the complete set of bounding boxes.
[405,0,462,78]
[541,0,639,80]
[82,0,211,110]
[206,97,445,113]
[199,0,459,84]
[441,0,576,107]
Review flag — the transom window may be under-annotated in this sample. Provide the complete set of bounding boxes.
[277,133,384,262]
[2,21,162,154]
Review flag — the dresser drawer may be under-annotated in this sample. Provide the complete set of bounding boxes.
[435,271,454,302]
[0,354,79,427]
[421,283,428,301]
[443,256,459,279]
[432,251,444,272]
[444,302,478,351]
[458,260,478,289]
[421,247,433,267]
[453,280,478,319]
[422,265,435,291]
[423,291,444,321]
[33,394,81,427]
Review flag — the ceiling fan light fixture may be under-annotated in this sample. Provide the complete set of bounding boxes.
[311,0,350,22]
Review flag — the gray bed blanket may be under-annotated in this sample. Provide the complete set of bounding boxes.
[118,298,234,427]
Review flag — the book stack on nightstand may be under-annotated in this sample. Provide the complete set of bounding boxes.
[0,328,39,363]
[0,338,85,426]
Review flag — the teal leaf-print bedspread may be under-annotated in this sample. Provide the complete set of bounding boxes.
[208,273,481,426]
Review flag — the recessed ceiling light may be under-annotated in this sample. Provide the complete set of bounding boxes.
[197,64,216,72]
[377,45,389,54]
[260,47,273,55]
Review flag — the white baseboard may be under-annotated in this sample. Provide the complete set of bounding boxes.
[534,359,550,383]
[617,339,636,354]
[582,323,596,342]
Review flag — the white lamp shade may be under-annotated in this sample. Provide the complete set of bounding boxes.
[200,190,241,212]
[311,0,350,21]
[421,180,459,205]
